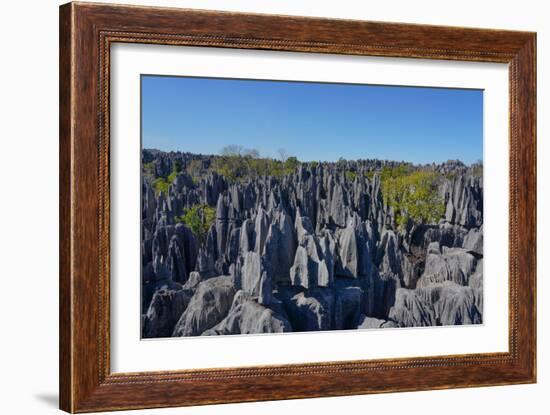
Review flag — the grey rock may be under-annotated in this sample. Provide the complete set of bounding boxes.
[254,208,269,254]
[239,219,255,254]
[377,229,402,278]
[357,315,397,329]
[418,281,482,325]
[444,175,483,228]
[182,271,202,291]
[203,291,291,335]
[388,288,437,327]
[330,183,348,227]
[417,244,477,288]
[284,289,337,331]
[240,251,263,297]
[142,150,484,336]
[143,288,191,338]
[336,286,363,329]
[258,271,272,305]
[338,221,360,277]
[263,208,297,284]
[172,276,236,336]
[463,226,483,257]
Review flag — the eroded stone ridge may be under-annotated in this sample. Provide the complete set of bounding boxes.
[141,150,483,337]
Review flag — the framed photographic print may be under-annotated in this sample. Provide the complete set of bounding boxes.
[59,2,536,412]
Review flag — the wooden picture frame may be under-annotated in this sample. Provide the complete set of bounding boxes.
[59,2,536,412]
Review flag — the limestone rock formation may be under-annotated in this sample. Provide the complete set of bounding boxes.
[141,151,483,337]
[172,276,236,336]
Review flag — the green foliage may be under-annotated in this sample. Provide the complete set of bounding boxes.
[167,171,178,183]
[345,171,357,182]
[211,147,299,181]
[187,159,202,175]
[153,177,170,195]
[176,204,216,242]
[472,161,483,178]
[380,164,411,182]
[444,171,457,181]
[284,157,299,173]
[151,162,180,195]
[143,162,155,178]
[212,154,247,180]
[381,169,444,229]
[363,171,374,180]
[336,157,347,169]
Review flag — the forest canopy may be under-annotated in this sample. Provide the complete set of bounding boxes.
[380,166,445,229]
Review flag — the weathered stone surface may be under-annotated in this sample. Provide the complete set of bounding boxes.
[330,183,348,227]
[263,208,296,284]
[289,246,311,289]
[172,276,236,336]
[463,226,483,257]
[338,222,360,277]
[283,288,337,331]
[240,251,263,297]
[258,271,272,305]
[142,150,484,337]
[444,174,483,228]
[418,281,482,325]
[377,229,402,278]
[336,286,363,329]
[143,288,191,338]
[389,288,437,327]
[239,218,255,254]
[417,243,477,288]
[357,315,397,329]
[182,271,201,291]
[437,283,481,325]
[289,231,335,289]
[254,208,269,254]
[203,291,291,335]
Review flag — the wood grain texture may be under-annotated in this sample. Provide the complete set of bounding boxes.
[59,2,537,412]
[59,3,73,412]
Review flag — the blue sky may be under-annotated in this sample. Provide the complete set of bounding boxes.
[141,75,483,165]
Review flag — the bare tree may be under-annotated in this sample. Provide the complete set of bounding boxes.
[220,145,243,157]
[243,148,260,159]
[277,148,289,162]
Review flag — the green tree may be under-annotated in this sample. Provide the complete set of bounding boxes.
[381,169,444,229]
[471,160,483,177]
[151,161,181,195]
[345,170,357,182]
[212,146,299,181]
[186,159,203,182]
[143,162,155,179]
[153,177,170,195]
[284,156,299,174]
[176,204,216,243]
[277,148,289,162]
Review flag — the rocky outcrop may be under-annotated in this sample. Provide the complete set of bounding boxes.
[417,242,477,288]
[141,151,483,337]
[203,291,291,335]
[389,288,437,327]
[142,288,191,338]
[444,174,483,228]
[357,315,398,329]
[417,281,482,325]
[283,289,338,331]
[172,276,236,336]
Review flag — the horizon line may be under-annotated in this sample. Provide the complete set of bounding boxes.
[142,147,482,167]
